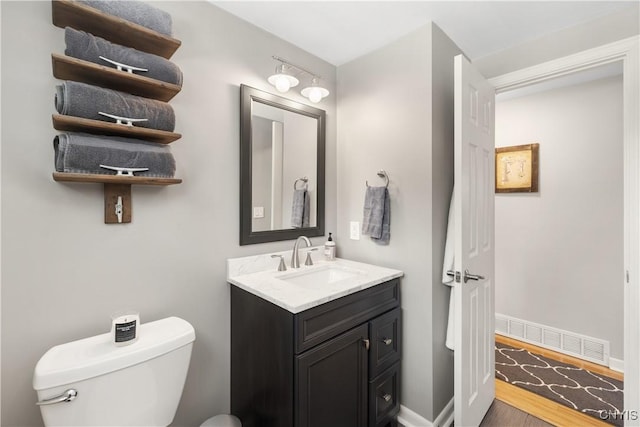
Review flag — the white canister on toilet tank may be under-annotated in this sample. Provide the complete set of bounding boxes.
[111,311,140,346]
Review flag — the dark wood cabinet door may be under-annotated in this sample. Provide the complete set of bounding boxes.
[295,323,369,427]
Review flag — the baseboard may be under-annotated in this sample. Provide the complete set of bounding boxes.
[610,357,624,373]
[433,398,454,427]
[398,398,454,427]
[495,313,611,366]
[397,405,431,427]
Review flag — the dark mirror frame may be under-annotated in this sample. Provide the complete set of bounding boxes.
[240,84,326,245]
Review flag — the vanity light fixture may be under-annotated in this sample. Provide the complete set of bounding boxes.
[267,63,299,93]
[301,77,330,103]
[268,56,330,103]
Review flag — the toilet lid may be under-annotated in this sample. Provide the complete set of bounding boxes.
[33,317,195,390]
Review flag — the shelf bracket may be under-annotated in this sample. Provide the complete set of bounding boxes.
[104,184,132,224]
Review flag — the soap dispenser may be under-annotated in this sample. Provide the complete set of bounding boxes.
[324,233,336,261]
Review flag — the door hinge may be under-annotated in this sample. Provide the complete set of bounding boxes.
[627,270,630,283]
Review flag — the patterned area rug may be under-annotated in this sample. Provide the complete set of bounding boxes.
[495,342,624,426]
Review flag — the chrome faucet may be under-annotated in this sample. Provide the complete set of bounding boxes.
[291,236,311,268]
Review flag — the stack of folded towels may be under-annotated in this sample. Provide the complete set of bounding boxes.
[54,133,176,178]
[53,0,181,178]
[55,81,176,132]
[78,0,174,36]
[64,27,183,86]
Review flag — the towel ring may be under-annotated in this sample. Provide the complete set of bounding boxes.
[366,170,389,188]
[294,177,308,191]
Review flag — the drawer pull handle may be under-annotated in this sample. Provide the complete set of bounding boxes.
[362,339,370,350]
[382,337,393,345]
[381,393,392,402]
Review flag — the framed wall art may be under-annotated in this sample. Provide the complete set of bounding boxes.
[495,143,539,193]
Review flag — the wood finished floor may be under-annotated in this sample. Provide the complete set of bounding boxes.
[480,399,553,427]
[479,334,622,427]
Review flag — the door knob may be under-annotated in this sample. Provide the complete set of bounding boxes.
[463,269,485,283]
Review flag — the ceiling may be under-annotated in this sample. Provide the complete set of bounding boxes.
[212,1,635,66]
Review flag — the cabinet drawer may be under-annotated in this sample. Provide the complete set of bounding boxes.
[368,362,400,427]
[369,307,401,378]
[295,279,400,354]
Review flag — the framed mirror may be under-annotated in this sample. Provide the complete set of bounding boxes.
[240,84,325,245]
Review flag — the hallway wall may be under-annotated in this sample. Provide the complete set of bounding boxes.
[495,74,624,360]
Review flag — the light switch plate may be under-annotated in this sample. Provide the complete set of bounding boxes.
[253,207,265,218]
[350,221,360,240]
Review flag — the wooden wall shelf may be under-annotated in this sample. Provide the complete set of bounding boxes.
[51,1,183,224]
[53,172,182,186]
[52,115,181,144]
[52,0,181,59]
[53,173,181,224]
[52,54,181,102]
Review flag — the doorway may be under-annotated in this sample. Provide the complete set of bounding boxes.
[494,63,624,369]
[487,35,639,423]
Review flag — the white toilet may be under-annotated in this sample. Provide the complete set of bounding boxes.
[201,414,242,427]
[33,317,197,426]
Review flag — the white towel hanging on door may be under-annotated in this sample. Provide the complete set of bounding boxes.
[443,186,456,351]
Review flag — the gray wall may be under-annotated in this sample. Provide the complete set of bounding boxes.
[429,24,462,417]
[0,2,336,426]
[336,23,460,422]
[495,75,624,359]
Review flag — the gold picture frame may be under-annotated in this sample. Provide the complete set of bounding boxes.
[495,143,539,193]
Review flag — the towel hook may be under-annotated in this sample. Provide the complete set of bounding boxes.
[294,177,308,191]
[366,170,389,188]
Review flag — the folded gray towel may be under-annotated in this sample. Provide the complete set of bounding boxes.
[54,133,175,178]
[291,189,310,228]
[65,27,182,86]
[78,0,173,36]
[362,186,390,245]
[56,81,176,132]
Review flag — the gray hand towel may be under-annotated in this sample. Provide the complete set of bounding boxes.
[56,81,176,132]
[54,133,176,178]
[362,186,390,245]
[78,0,173,36]
[65,27,183,86]
[291,189,310,228]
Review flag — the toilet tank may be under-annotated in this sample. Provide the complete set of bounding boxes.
[33,317,195,427]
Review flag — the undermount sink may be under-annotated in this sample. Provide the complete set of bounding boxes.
[278,264,365,287]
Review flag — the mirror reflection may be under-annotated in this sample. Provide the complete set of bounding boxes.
[240,85,325,245]
[251,102,317,232]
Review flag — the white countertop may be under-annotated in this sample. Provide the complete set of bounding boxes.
[227,249,403,314]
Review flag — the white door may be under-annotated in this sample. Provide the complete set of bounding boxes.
[453,54,496,427]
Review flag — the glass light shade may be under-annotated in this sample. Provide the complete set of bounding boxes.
[268,64,299,93]
[301,79,329,103]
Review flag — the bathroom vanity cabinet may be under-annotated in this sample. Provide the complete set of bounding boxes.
[230,278,401,427]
